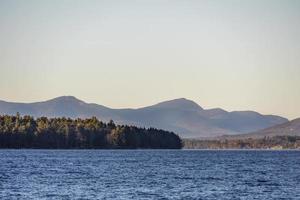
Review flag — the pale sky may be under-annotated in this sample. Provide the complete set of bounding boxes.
[0,0,299,119]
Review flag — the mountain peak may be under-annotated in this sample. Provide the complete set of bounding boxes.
[48,96,85,104]
[152,98,203,111]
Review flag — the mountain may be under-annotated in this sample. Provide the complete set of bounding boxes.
[221,118,300,140]
[0,96,288,138]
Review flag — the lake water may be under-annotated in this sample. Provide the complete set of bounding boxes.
[0,150,300,200]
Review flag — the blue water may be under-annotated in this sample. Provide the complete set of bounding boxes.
[0,150,300,200]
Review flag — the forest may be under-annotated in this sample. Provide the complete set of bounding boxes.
[184,136,300,149]
[0,114,182,149]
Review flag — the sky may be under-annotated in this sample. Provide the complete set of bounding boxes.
[0,0,299,119]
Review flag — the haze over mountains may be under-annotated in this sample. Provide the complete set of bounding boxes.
[0,96,288,138]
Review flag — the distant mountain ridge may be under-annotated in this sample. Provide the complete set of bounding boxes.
[0,96,288,138]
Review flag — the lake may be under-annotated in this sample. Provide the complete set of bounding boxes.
[0,150,300,199]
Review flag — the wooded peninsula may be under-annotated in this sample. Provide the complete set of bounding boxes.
[0,114,182,149]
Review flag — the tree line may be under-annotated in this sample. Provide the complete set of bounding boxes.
[0,114,182,149]
[183,136,300,149]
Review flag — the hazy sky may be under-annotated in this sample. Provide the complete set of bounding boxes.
[0,0,299,119]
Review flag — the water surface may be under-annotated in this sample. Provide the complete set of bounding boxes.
[0,150,299,199]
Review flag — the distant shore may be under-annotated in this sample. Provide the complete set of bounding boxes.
[183,136,300,149]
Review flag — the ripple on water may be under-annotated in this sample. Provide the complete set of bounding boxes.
[0,150,299,199]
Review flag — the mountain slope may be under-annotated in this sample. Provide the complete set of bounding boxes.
[0,96,288,138]
[223,118,300,139]
[0,96,116,120]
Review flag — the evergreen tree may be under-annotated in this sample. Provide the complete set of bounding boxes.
[0,114,182,149]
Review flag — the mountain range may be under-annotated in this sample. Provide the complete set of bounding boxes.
[0,96,288,138]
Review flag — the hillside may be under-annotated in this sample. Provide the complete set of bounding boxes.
[184,118,300,149]
[221,118,300,140]
[0,96,288,138]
